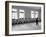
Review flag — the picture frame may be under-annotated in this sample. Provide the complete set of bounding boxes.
[5,1,45,36]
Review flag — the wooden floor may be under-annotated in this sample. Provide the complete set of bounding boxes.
[12,22,41,31]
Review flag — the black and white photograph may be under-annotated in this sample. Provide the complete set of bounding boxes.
[12,4,41,31]
[5,1,45,36]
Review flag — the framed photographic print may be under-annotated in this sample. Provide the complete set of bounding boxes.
[5,1,45,36]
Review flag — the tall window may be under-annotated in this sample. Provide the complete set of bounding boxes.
[19,9,25,19]
[35,11,39,18]
[12,9,18,19]
[31,10,38,18]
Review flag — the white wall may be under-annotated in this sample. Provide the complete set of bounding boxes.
[0,0,46,37]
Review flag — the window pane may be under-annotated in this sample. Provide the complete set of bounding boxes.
[31,14,34,18]
[19,9,25,18]
[35,14,38,18]
[12,9,18,19]
[31,10,35,18]
[31,11,34,14]
[19,9,24,12]
[12,13,18,19]
[35,11,38,18]
[19,13,24,18]
[12,13,15,19]
[12,9,17,11]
